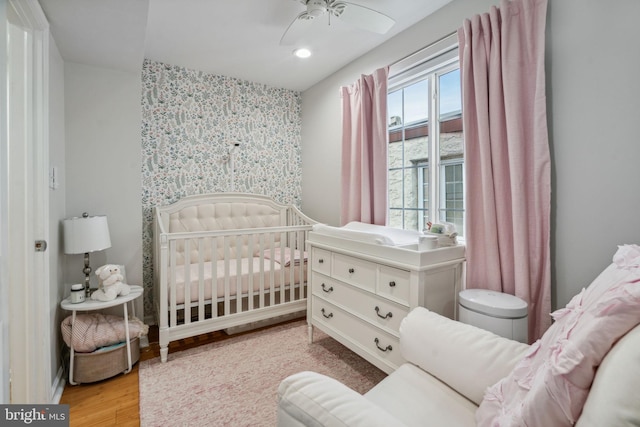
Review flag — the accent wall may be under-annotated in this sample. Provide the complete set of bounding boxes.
[140,59,303,315]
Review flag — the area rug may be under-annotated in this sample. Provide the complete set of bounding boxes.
[138,320,387,426]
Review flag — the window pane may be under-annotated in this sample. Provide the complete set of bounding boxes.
[403,168,417,212]
[388,209,403,229]
[420,165,429,211]
[388,169,403,209]
[420,211,430,232]
[404,133,428,168]
[439,68,461,118]
[400,165,424,231]
[404,209,419,232]
[388,140,403,169]
[388,89,402,128]
[403,80,428,125]
[440,163,464,236]
[438,68,464,236]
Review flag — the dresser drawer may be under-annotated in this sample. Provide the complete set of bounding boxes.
[312,272,408,335]
[311,297,404,370]
[311,247,332,275]
[332,253,377,292]
[377,265,411,305]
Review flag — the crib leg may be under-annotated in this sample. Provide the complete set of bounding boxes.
[159,327,169,363]
[308,323,314,344]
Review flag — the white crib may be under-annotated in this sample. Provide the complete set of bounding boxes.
[153,193,317,362]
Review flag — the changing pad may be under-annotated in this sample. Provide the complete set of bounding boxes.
[311,222,421,247]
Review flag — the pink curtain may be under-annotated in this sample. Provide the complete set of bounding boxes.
[340,67,389,226]
[458,0,551,341]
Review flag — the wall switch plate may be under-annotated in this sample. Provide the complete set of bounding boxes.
[49,166,59,190]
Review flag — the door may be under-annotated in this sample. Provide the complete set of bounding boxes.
[3,0,50,403]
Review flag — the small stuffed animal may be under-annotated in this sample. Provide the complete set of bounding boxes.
[91,264,131,301]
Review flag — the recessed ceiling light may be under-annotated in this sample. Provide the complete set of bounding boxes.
[293,48,312,59]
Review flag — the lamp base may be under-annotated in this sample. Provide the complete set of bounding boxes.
[83,252,92,297]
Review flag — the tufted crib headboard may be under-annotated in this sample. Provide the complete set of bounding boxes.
[154,193,314,265]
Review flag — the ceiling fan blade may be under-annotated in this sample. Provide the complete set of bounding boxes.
[338,2,395,34]
[280,12,312,46]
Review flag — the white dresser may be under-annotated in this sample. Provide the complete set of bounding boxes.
[307,230,465,374]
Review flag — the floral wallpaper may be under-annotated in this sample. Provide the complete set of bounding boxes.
[141,59,303,316]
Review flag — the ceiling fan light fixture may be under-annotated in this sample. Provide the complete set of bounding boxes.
[306,0,327,18]
[293,48,312,58]
[280,0,396,47]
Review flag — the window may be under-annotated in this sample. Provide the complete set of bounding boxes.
[387,35,464,236]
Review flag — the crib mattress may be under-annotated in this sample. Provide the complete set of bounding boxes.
[168,257,306,305]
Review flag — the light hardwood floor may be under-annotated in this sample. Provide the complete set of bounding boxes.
[59,326,226,427]
[59,319,300,426]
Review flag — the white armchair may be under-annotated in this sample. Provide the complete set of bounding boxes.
[277,247,640,426]
[277,307,528,426]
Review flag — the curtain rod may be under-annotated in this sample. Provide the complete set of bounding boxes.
[388,30,458,68]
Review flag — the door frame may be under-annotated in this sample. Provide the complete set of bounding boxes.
[0,0,9,404]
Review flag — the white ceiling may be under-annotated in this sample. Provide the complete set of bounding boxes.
[38,0,452,91]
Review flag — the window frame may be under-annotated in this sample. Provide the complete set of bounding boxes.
[387,34,464,234]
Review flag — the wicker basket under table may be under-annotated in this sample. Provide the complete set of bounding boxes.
[72,337,140,384]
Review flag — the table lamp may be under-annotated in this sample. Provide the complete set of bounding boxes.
[63,213,111,297]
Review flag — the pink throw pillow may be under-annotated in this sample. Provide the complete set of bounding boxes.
[476,244,640,427]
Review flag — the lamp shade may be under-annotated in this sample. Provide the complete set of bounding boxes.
[63,215,112,254]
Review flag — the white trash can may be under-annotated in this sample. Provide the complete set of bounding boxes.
[458,289,528,343]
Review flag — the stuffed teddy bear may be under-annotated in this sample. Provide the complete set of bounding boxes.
[91,264,131,301]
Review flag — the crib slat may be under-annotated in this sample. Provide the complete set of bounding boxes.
[169,240,177,328]
[289,231,296,302]
[235,234,242,314]
[277,232,283,295]
[269,233,276,307]
[294,230,300,302]
[298,229,305,301]
[298,230,304,301]
[258,233,265,309]
[183,240,191,326]
[247,234,255,311]
[224,236,231,316]
[197,238,205,321]
[211,236,218,318]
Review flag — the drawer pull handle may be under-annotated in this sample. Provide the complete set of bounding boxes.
[389,281,396,287]
[318,258,324,264]
[348,268,355,274]
[375,306,393,319]
[374,338,392,352]
[321,283,334,293]
[321,308,333,319]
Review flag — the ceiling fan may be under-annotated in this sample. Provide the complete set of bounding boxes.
[280,0,396,46]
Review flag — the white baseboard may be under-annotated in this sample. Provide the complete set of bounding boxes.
[50,366,66,404]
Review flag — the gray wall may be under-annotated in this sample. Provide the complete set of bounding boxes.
[64,62,143,315]
[547,0,640,309]
[300,0,640,310]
